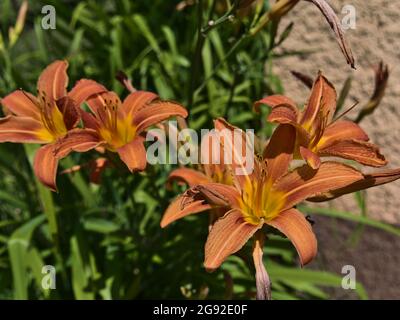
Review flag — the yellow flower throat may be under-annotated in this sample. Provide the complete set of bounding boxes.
[239,178,286,225]
[97,98,136,151]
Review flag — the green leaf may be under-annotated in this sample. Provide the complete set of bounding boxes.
[8,214,45,299]
[300,206,400,237]
[83,218,120,234]
[336,76,353,114]
[70,235,95,300]
[24,145,58,241]
[132,14,161,54]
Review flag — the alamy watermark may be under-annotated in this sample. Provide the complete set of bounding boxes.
[39,4,357,31]
[341,265,356,290]
[41,265,56,290]
[145,121,255,175]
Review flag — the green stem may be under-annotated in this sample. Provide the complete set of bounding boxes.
[194,34,248,97]
[187,0,238,108]
[187,0,205,109]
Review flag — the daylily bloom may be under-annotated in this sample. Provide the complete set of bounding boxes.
[161,118,367,299]
[54,90,188,172]
[0,60,106,190]
[255,72,387,169]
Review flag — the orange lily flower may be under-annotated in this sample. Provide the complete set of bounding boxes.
[161,119,365,271]
[254,72,387,169]
[0,60,106,190]
[55,90,188,172]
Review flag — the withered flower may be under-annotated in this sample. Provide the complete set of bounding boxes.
[251,0,355,68]
[356,61,389,123]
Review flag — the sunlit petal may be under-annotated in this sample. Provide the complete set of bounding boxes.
[189,183,242,208]
[167,168,210,188]
[37,60,69,101]
[318,120,369,149]
[0,116,48,143]
[204,209,262,271]
[299,146,321,169]
[264,124,296,183]
[318,139,387,167]
[117,136,147,172]
[160,195,211,228]
[267,208,317,266]
[300,72,336,127]
[33,144,59,192]
[308,167,400,202]
[121,91,158,117]
[68,79,107,106]
[273,161,363,210]
[53,128,103,159]
[133,101,188,133]
[1,90,41,120]
[254,95,298,113]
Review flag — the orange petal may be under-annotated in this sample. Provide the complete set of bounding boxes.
[0,116,48,143]
[133,101,188,133]
[53,129,102,158]
[160,195,211,228]
[121,91,158,117]
[299,146,321,169]
[1,90,41,120]
[37,60,69,101]
[253,95,298,113]
[318,120,369,149]
[34,144,59,191]
[214,118,255,190]
[204,209,262,271]
[263,124,295,183]
[266,103,299,125]
[318,139,387,167]
[267,208,317,266]
[117,136,147,172]
[189,183,241,208]
[259,105,310,146]
[81,111,99,130]
[308,167,400,202]
[56,96,80,130]
[300,72,336,127]
[68,79,107,107]
[86,91,121,114]
[167,168,210,188]
[273,161,363,210]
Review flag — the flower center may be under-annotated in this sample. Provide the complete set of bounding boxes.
[36,92,67,142]
[97,98,136,150]
[239,179,286,225]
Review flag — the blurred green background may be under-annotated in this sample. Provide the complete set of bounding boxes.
[0,0,397,300]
